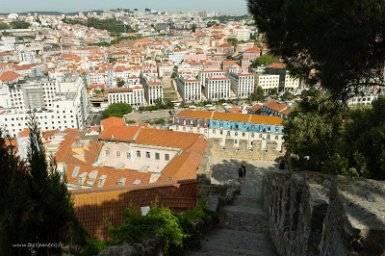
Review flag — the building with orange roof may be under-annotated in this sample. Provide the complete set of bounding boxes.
[172,109,284,151]
[262,99,292,119]
[107,85,145,107]
[0,71,22,83]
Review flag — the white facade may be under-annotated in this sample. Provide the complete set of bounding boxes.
[198,69,225,86]
[256,74,280,92]
[284,73,300,92]
[204,76,231,100]
[0,75,88,137]
[228,72,255,98]
[176,77,201,102]
[98,141,180,174]
[107,87,145,106]
[142,76,164,105]
[234,28,251,41]
[168,50,187,65]
[171,124,283,151]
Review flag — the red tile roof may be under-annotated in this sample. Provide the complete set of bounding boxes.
[101,117,125,131]
[0,71,21,82]
[264,99,291,114]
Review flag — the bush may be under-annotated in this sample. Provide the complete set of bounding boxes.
[126,119,136,124]
[103,103,132,118]
[110,204,186,254]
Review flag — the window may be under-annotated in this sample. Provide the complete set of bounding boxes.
[116,151,120,158]
[220,130,223,135]
[126,152,131,159]
[165,154,170,161]
[227,131,231,137]
[136,151,141,157]
[242,132,246,137]
[146,152,150,158]
[235,132,238,137]
[155,152,160,160]
[105,150,109,157]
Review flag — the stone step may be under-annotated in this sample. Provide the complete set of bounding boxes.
[185,229,277,256]
[219,205,269,233]
[233,195,261,207]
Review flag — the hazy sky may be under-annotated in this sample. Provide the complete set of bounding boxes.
[1,0,249,14]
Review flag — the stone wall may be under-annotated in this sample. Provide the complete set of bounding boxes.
[208,138,284,161]
[262,172,385,256]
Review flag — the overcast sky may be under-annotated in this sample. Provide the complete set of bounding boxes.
[1,0,249,14]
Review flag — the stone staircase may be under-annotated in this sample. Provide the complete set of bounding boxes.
[186,183,277,256]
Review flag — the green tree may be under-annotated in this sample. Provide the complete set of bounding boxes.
[342,97,385,180]
[111,204,186,254]
[248,0,385,97]
[284,88,346,171]
[0,115,86,256]
[10,21,31,29]
[117,80,125,87]
[249,86,265,102]
[251,54,280,68]
[0,130,31,256]
[226,37,239,46]
[25,114,86,255]
[103,103,132,118]
[0,22,10,30]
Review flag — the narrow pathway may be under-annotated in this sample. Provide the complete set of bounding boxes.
[186,158,279,256]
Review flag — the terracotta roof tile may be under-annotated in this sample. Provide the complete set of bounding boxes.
[0,71,22,82]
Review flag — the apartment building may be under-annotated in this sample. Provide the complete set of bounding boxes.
[0,74,88,137]
[256,74,280,92]
[176,77,201,102]
[284,73,300,92]
[142,76,163,105]
[198,68,225,86]
[171,110,284,151]
[203,75,231,101]
[107,86,145,107]
[228,71,255,99]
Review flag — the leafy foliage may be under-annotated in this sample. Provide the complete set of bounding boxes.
[103,103,132,118]
[9,21,30,29]
[285,89,385,180]
[251,54,280,67]
[0,114,87,255]
[62,18,135,35]
[0,22,10,30]
[110,204,186,254]
[249,86,265,102]
[248,0,385,97]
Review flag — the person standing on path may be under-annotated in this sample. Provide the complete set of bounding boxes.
[241,164,246,180]
[238,166,243,181]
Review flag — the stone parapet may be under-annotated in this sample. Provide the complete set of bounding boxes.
[262,172,385,256]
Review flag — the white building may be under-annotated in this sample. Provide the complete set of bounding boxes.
[0,74,88,137]
[142,76,163,105]
[176,77,201,102]
[228,71,255,99]
[198,69,225,86]
[234,28,251,41]
[284,73,300,92]
[204,75,231,100]
[256,74,280,92]
[107,86,145,107]
[168,49,188,65]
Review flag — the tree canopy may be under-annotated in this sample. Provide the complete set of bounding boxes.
[0,114,86,255]
[248,0,385,98]
[103,103,132,118]
[284,88,385,180]
[251,53,280,68]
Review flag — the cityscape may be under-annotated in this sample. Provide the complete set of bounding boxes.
[1,0,385,255]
